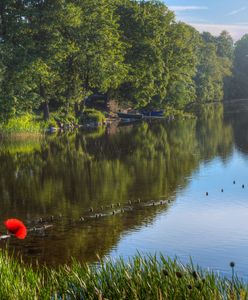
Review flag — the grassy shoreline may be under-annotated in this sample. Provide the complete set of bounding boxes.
[0,109,107,135]
[0,114,47,134]
[0,251,246,299]
[0,109,195,135]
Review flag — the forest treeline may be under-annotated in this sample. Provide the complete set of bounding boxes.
[0,0,247,122]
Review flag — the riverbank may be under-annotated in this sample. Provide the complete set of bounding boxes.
[0,107,196,135]
[0,109,107,134]
[0,251,246,299]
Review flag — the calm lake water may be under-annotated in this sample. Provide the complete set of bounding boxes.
[1,101,248,278]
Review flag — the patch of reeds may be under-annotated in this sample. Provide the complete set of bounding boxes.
[0,113,45,134]
[0,251,247,299]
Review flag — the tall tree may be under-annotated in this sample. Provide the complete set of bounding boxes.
[164,23,200,109]
[0,0,29,120]
[230,34,248,99]
[77,0,127,106]
[116,0,175,108]
[194,31,232,103]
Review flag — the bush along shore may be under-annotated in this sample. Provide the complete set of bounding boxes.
[0,109,107,134]
[0,251,246,300]
[0,107,197,134]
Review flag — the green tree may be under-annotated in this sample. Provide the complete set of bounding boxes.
[58,0,128,116]
[116,0,175,108]
[194,31,232,103]
[0,0,237,123]
[0,0,30,120]
[216,31,234,60]
[230,34,248,99]
[164,23,200,109]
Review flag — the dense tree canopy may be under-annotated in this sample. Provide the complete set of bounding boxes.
[229,34,248,99]
[194,31,233,103]
[0,0,244,122]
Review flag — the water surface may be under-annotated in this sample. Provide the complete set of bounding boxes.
[0,101,248,278]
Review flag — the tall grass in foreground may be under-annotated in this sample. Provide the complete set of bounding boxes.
[0,251,247,300]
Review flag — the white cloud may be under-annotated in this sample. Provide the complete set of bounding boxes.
[227,7,246,16]
[235,22,248,25]
[168,6,208,12]
[190,23,248,41]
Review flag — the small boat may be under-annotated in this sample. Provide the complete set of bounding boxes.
[141,110,164,117]
[117,112,143,120]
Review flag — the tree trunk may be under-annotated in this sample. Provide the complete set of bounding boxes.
[43,102,50,121]
[74,102,80,118]
[40,83,49,121]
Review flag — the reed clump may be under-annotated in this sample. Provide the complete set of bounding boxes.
[0,251,247,299]
[0,114,45,134]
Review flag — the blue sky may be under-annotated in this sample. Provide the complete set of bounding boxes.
[164,0,248,40]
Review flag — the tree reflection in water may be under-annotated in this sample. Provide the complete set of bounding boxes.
[0,104,235,266]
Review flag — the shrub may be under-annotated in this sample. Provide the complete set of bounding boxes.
[79,109,106,125]
[0,113,43,134]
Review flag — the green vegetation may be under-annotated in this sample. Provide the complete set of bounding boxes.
[0,136,42,154]
[79,109,106,125]
[0,0,239,131]
[0,114,45,134]
[0,251,246,299]
[195,31,233,102]
[228,34,248,99]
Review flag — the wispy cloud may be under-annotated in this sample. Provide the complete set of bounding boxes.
[227,7,246,16]
[190,23,248,41]
[168,6,208,12]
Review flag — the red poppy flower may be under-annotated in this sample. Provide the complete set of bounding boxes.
[4,219,27,239]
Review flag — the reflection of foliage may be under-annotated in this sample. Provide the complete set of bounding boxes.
[83,126,106,139]
[0,136,42,154]
[0,105,233,215]
[0,105,234,264]
[196,104,233,160]
[224,100,248,154]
